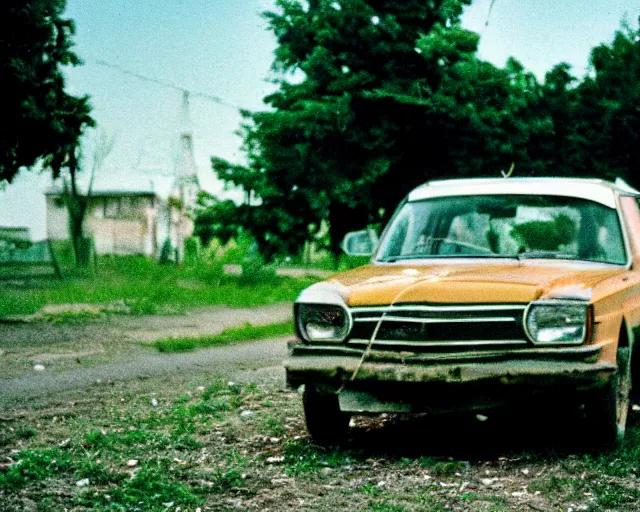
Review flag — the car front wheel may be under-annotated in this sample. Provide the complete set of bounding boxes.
[302,386,350,445]
[585,345,631,446]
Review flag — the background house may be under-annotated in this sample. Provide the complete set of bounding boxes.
[46,179,196,261]
[45,118,200,262]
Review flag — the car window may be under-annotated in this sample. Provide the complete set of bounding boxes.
[377,195,627,264]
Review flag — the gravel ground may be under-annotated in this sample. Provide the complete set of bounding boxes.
[0,303,293,401]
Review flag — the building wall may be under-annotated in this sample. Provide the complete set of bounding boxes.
[45,193,192,260]
[45,196,70,240]
[87,218,149,256]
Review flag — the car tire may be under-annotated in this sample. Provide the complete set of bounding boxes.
[302,386,350,445]
[585,345,631,446]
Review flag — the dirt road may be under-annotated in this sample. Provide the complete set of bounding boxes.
[0,303,292,403]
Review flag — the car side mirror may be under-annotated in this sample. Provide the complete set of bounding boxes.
[341,229,379,257]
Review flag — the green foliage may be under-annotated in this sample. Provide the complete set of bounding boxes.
[159,238,174,265]
[0,0,94,183]
[200,5,640,263]
[0,448,73,488]
[510,213,577,251]
[182,236,201,266]
[0,255,317,317]
[239,259,279,286]
[151,321,293,353]
[202,0,542,261]
[282,439,355,475]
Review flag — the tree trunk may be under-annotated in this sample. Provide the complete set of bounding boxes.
[65,152,91,267]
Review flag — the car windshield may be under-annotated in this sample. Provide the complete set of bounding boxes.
[377,194,627,265]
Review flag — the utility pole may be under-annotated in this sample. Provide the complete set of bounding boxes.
[174,91,200,262]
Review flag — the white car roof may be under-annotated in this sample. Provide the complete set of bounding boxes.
[407,177,640,209]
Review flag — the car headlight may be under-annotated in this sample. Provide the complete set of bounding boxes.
[296,304,351,343]
[525,301,591,345]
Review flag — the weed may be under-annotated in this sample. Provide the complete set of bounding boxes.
[0,255,316,317]
[361,482,384,497]
[368,500,408,512]
[262,414,286,437]
[151,321,293,352]
[84,467,201,511]
[0,448,73,488]
[38,309,103,324]
[282,440,354,475]
[415,457,467,477]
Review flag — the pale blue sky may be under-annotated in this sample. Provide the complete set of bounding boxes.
[1,0,638,239]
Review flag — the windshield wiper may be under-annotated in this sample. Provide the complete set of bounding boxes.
[516,251,577,260]
[380,254,513,263]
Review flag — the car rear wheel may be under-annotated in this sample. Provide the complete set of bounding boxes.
[585,345,631,446]
[302,386,350,445]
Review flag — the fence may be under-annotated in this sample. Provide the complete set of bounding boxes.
[0,239,62,279]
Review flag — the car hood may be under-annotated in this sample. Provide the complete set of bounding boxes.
[326,261,625,306]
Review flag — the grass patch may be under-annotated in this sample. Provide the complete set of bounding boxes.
[281,439,357,475]
[0,377,257,510]
[151,321,293,352]
[0,255,316,317]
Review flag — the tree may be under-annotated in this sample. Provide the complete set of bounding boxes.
[0,0,93,183]
[202,4,640,263]
[209,0,531,261]
[58,131,114,266]
[575,22,640,187]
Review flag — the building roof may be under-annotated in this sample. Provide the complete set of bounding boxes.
[0,226,30,232]
[45,189,155,197]
[408,177,640,208]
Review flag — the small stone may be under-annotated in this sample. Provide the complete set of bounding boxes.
[151,398,159,407]
[76,478,90,487]
[475,414,488,422]
[33,364,45,371]
[196,386,205,392]
[521,469,530,476]
[632,404,640,412]
[241,410,253,418]
[481,478,495,486]
[376,481,386,488]
[126,459,138,467]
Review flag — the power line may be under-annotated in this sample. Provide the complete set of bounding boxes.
[94,59,249,111]
[485,0,498,27]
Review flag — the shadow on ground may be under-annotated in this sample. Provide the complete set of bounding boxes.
[342,403,640,461]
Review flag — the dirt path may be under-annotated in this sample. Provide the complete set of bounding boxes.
[0,337,288,404]
[0,303,293,401]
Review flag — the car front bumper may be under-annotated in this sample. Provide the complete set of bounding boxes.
[284,341,617,413]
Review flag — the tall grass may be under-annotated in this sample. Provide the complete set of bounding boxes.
[0,255,316,317]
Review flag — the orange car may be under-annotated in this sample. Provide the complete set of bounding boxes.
[285,177,640,445]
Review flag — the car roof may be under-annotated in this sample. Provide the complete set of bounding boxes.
[407,177,640,208]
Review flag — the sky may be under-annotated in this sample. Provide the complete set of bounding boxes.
[0,0,638,240]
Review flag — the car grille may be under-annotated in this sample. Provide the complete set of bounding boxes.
[348,304,528,350]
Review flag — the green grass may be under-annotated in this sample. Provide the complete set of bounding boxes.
[4,370,640,511]
[0,255,316,317]
[151,321,293,352]
[0,378,257,511]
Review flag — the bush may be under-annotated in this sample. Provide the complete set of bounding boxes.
[159,238,174,265]
[239,259,279,287]
[183,237,201,266]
